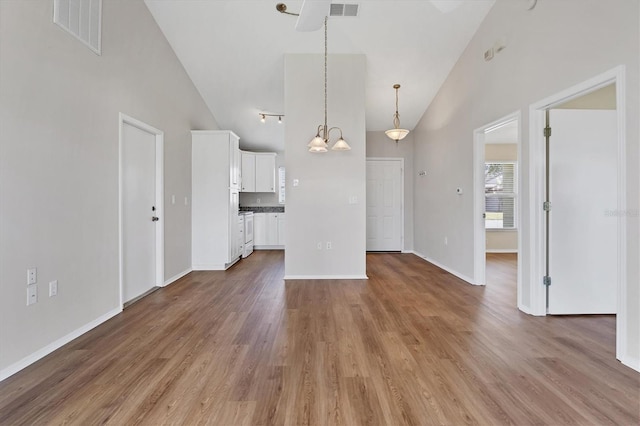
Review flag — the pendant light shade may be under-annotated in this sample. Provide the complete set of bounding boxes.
[385,128,410,141]
[332,137,351,151]
[386,84,410,143]
[308,134,328,152]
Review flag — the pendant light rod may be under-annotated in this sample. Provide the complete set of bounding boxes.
[322,16,328,135]
[393,84,401,128]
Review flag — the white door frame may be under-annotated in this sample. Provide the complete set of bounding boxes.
[118,113,164,307]
[366,157,405,252]
[528,66,627,361]
[473,111,522,291]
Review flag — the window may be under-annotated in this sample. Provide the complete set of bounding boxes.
[485,162,517,229]
[278,166,285,204]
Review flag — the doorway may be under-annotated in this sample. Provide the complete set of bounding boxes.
[119,113,164,306]
[547,92,617,314]
[473,113,521,299]
[528,67,627,363]
[366,158,404,252]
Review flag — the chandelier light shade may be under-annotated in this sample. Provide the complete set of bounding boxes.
[307,17,350,153]
[385,84,410,143]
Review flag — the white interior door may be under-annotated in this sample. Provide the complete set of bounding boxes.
[548,109,617,314]
[366,159,402,251]
[122,122,157,303]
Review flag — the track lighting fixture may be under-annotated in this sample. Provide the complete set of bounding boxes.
[258,113,285,123]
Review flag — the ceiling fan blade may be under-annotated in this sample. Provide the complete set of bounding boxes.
[295,0,331,32]
[429,0,464,14]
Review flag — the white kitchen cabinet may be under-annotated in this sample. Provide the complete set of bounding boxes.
[277,213,286,246]
[253,212,284,248]
[240,151,256,192]
[240,151,276,193]
[191,130,242,270]
[253,213,267,246]
[255,153,276,193]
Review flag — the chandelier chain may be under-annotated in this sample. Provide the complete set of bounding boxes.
[393,86,401,128]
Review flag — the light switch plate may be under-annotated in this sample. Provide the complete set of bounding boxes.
[27,284,37,305]
[27,268,37,285]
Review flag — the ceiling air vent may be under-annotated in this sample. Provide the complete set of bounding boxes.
[330,3,359,17]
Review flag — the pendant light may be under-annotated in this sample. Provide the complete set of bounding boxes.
[385,84,410,143]
[307,17,350,153]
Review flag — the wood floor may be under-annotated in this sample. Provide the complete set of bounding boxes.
[0,251,638,425]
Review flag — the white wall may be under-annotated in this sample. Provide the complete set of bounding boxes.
[284,54,366,279]
[366,131,414,252]
[239,151,285,207]
[412,0,639,367]
[0,0,218,377]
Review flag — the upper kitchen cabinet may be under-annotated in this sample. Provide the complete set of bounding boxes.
[193,130,240,191]
[240,151,276,193]
[240,151,256,192]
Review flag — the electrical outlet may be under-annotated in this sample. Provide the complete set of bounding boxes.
[27,284,37,305]
[444,237,448,245]
[27,268,37,285]
[49,280,58,297]
[326,242,332,250]
[317,242,322,250]
[171,195,176,205]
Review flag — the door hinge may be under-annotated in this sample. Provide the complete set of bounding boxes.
[543,201,551,212]
[543,276,551,286]
[544,127,552,138]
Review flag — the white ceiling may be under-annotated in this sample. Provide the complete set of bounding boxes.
[145,0,495,151]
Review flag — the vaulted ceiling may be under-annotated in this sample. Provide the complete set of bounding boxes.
[145,0,496,151]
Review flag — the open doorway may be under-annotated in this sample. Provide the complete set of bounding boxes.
[473,113,521,307]
[528,66,628,366]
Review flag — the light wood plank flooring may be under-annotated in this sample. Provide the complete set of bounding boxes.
[0,251,638,425]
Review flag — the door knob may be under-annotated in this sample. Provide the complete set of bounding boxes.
[152,216,159,222]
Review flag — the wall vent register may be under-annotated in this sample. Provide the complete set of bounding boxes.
[53,0,102,55]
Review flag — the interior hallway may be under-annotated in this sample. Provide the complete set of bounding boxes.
[0,251,637,425]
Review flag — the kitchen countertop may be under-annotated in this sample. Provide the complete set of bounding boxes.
[240,206,284,213]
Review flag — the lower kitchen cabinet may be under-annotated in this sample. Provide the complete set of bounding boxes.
[253,212,285,248]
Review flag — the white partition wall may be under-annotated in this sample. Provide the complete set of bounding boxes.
[284,54,367,279]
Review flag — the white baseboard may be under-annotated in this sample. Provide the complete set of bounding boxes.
[412,251,475,285]
[192,258,239,271]
[192,264,225,271]
[163,268,192,286]
[0,307,122,382]
[486,249,518,253]
[620,354,640,373]
[254,245,284,250]
[283,275,369,280]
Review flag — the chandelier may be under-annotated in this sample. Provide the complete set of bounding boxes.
[307,17,350,153]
